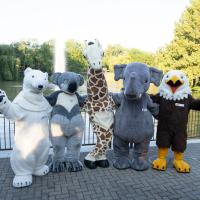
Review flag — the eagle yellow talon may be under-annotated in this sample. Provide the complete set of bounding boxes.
[173,151,190,173]
[152,148,168,171]
[152,158,167,171]
[173,160,190,173]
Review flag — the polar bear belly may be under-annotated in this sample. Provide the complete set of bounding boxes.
[11,110,50,175]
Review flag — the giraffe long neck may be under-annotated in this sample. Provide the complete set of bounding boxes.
[87,67,108,101]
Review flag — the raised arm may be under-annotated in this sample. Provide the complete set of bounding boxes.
[0,90,24,121]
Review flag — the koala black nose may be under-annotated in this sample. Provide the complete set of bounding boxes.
[38,85,43,90]
[68,82,77,93]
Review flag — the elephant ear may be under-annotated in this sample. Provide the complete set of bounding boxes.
[50,72,62,85]
[149,67,163,86]
[114,64,127,81]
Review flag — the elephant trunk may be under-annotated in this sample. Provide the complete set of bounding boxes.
[124,72,142,99]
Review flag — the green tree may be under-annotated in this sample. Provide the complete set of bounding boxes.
[65,40,87,74]
[155,0,200,86]
[103,44,155,71]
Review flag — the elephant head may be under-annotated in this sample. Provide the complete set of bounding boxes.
[114,62,163,99]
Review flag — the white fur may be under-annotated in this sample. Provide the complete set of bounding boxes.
[84,39,104,70]
[56,93,78,112]
[159,70,191,101]
[0,68,52,188]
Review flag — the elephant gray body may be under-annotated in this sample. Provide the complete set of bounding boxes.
[113,93,155,142]
[112,62,163,171]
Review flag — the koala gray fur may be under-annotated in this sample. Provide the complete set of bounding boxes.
[46,72,86,172]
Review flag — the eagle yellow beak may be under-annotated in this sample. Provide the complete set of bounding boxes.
[165,75,184,93]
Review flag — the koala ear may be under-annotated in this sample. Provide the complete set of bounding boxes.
[50,72,61,85]
[78,74,84,86]
[149,67,163,86]
[24,67,32,75]
[114,64,127,81]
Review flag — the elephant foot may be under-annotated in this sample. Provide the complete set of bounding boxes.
[173,160,190,173]
[50,160,66,172]
[13,175,32,188]
[113,157,131,170]
[131,157,149,171]
[33,165,49,176]
[152,158,167,171]
[65,160,83,172]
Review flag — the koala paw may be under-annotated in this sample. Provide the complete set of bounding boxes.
[50,160,66,173]
[0,90,6,103]
[65,160,83,172]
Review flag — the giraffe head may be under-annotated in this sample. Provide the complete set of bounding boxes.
[83,39,104,70]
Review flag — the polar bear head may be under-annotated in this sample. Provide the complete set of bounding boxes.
[23,67,49,93]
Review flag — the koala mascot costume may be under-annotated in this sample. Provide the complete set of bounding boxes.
[46,72,85,172]
[0,68,52,188]
[112,62,163,171]
[151,70,200,173]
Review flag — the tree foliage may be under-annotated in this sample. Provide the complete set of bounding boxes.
[65,40,88,74]
[0,40,54,81]
[103,44,155,71]
[155,0,200,86]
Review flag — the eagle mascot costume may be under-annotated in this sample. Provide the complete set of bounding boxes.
[151,70,200,173]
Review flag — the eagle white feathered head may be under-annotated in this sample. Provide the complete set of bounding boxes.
[159,70,191,101]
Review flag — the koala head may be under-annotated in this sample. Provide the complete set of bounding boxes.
[51,72,84,94]
[23,67,49,93]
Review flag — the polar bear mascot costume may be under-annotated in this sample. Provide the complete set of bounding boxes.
[0,68,52,188]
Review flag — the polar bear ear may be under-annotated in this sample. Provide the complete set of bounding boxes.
[45,72,48,79]
[24,67,32,75]
[50,72,62,85]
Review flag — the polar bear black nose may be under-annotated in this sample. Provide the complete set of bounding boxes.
[38,85,43,89]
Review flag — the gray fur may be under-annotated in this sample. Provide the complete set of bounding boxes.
[50,72,84,92]
[47,72,85,172]
[112,62,163,171]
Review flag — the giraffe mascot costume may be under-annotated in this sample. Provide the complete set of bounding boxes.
[83,39,115,169]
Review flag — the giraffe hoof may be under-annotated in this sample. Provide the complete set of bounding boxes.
[96,159,109,168]
[84,159,97,169]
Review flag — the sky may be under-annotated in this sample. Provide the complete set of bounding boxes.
[0,0,191,52]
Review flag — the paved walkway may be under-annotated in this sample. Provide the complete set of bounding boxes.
[0,143,200,200]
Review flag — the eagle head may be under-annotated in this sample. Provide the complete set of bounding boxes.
[159,70,191,100]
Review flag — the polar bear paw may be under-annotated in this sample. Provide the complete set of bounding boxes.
[13,175,32,188]
[0,90,7,104]
[33,165,49,176]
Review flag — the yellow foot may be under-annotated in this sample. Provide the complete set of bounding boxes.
[173,160,190,173]
[152,158,167,171]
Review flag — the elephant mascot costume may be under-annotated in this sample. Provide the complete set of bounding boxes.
[111,62,163,171]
